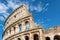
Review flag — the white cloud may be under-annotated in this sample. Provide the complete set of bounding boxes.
[0,0,49,21]
[20,1,30,10]
[3,13,9,18]
[34,22,40,26]
[0,16,5,21]
[0,3,9,20]
[29,4,34,11]
[42,3,49,11]
[34,5,43,12]
[7,0,19,9]
[28,2,43,12]
[46,3,49,6]
[6,0,48,12]
[0,0,19,20]
[14,0,43,12]
[29,4,43,12]
[8,0,49,12]
[0,3,8,13]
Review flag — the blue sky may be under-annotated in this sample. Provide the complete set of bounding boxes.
[0,0,60,40]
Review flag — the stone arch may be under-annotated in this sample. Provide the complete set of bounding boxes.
[25,36,29,40]
[54,35,60,40]
[33,34,39,40]
[18,38,21,40]
[25,21,30,30]
[46,37,50,40]
[14,27,16,33]
[19,24,22,32]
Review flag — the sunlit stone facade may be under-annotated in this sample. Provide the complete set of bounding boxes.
[2,4,60,40]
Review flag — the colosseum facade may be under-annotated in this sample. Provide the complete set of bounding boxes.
[2,4,60,40]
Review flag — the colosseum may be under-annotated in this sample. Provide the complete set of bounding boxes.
[2,4,60,40]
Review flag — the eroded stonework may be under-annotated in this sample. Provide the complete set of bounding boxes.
[2,4,60,40]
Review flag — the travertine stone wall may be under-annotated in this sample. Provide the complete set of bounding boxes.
[4,5,31,30]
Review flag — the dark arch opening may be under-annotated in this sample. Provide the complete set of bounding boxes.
[46,37,50,40]
[54,35,60,40]
[18,38,21,40]
[33,34,39,40]
[19,24,22,32]
[25,21,29,30]
[14,27,16,33]
[25,36,29,40]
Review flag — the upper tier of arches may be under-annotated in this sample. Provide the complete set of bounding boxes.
[4,4,32,30]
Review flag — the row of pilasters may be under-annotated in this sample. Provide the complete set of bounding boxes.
[4,16,35,39]
[20,29,45,40]
[4,20,33,36]
[3,18,45,40]
[15,33,45,40]
[3,29,45,40]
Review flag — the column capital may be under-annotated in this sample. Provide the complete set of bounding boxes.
[15,24,20,33]
[39,29,45,40]
[22,22,26,31]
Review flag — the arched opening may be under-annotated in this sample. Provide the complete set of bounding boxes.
[25,36,29,40]
[9,29,11,34]
[46,37,50,40]
[19,24,22,32]
[33,34,39,40]
[14,27,16,33]
[54,35,60,40]
[25,21,29,30]
[18,38,21,40]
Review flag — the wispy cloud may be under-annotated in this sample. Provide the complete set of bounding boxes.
[0,3,9,20]
[43,3,49,11]
[0,0,49,21]
[0,0,19,21]
[34,22,40,26]
[0,16,5,21]
[0,3,8,13]
[24,1,43,12]
[7,0,19,9]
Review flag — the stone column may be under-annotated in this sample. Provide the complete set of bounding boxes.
[8,30,10,37]
[21,35,25,40]
[29,17,35,29]
[51,37,54,40]
[30,33,33,40]
[22,22,26,31]
[16,24,19,33]
[50,35,54,40]
[11,27,14,35]
[39,29,45,40]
